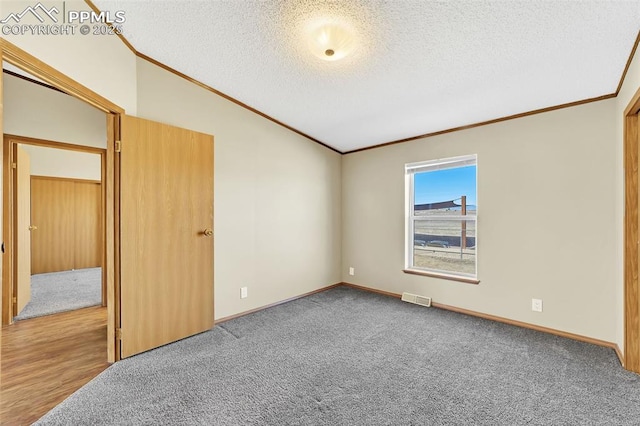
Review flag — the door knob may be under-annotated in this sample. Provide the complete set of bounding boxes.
[203,228,213,237]
[28,225,38,231]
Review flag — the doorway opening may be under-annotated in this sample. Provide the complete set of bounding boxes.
[6,136,105,322]
[1,65,108,325]
[0,39,121,363]
[0,47,119,423]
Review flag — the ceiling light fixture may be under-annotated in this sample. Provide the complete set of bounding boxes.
[308,23,354,61]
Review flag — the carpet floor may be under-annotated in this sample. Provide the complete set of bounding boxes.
[14,268,102,321]
[36,286,640,425]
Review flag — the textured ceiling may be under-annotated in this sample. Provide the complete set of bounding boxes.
[93,0,640,152]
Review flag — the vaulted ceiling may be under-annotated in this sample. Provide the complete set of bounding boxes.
[93,0,640,153]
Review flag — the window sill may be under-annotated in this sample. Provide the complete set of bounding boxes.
[402,269,480,285]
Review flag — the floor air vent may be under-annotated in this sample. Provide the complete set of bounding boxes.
[401,292,432,307]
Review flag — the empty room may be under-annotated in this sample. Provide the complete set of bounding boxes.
[1,0,640,424]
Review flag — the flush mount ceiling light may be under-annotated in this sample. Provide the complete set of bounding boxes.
[308,22,355,61]
[264,1,386,71]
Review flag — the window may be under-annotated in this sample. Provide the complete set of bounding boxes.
[405,155,477,282]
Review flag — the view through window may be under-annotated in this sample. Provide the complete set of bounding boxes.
[406,155,477,279]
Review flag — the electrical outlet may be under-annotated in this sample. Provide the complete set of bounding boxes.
[349,267,355,276]
[531,298,543,312]
[241,287,248,299]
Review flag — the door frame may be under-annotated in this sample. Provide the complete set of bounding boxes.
[0,39,123,363]
[625,84,640,373]
[2,135,107,320]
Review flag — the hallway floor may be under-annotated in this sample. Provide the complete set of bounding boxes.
[1,306,108,425]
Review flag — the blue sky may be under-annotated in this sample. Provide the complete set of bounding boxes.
[414,165,476,205]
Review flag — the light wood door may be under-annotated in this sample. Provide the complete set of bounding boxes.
[15,146,31,315]
[30,178,75,274]
[120,115,214,358]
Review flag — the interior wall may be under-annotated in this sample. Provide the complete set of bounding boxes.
[20,145,100,180]
[342,98,619,344]
[0,0,137,114]
[135,58,342,320]
[3,72,106,148]
[615,43,640,353]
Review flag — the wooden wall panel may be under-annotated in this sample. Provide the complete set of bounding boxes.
[74,181,102,269]
[30,177,101,274]
[31,178,75,274]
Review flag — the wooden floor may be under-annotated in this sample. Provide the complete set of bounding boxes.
[1,306,109,425]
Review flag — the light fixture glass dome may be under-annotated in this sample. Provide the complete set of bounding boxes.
[307,23,355,61]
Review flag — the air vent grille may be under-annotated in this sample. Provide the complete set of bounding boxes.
[401,292,432,307]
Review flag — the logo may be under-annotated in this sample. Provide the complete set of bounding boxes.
[1,2,125,37]
[0,2,59,24]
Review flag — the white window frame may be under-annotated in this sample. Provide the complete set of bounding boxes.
[404,154,478,282]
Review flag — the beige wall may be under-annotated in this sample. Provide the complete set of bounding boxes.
[135,58,342,320]
[20,144,101,180]
[3,72,106,148]
[342,99,619,344]
[615,43,640,352]
[1,1,137,114]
